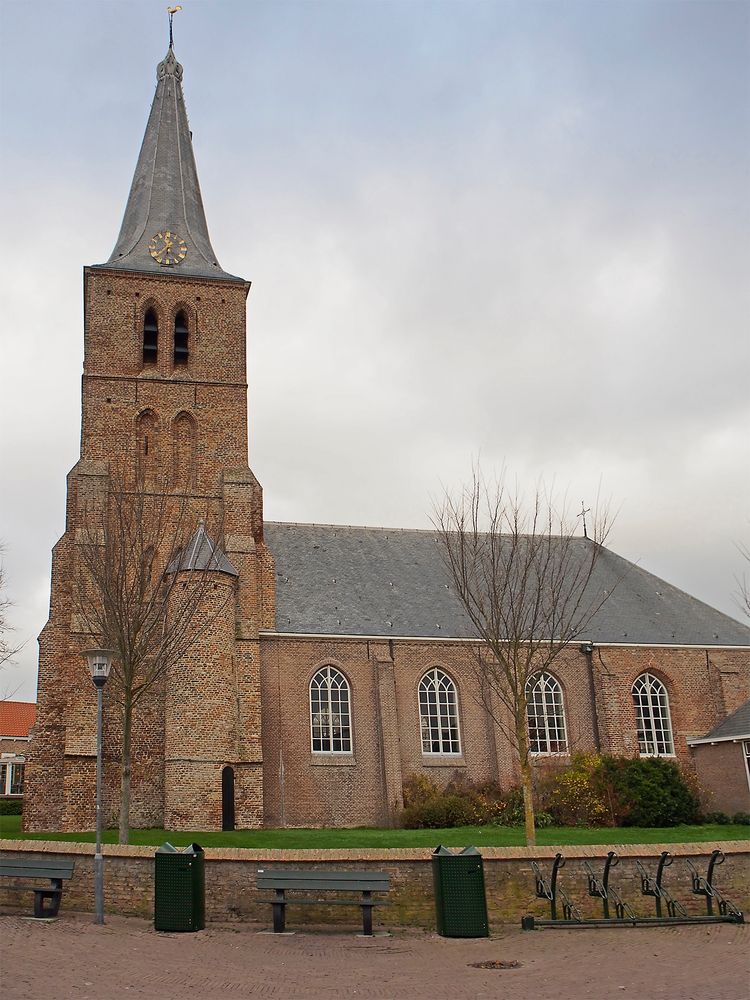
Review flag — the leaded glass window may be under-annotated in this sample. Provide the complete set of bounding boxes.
[632,672,674,756]
[310,666,352,753]
[419,668,461,755]
[526,672,568,754]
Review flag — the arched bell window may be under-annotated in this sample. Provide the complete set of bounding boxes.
[143,308,158,364]
[174,310,189,366]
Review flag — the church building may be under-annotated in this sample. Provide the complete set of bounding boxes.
[24,45,750,833]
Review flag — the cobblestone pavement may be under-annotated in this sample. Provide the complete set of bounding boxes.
[2,912,748,1000]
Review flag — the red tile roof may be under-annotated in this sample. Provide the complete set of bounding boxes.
[0,701,36,737]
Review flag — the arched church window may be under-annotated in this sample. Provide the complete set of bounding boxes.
[143,308,158,364]
[172,412,197,490]
[419,668,461,755]
[632,672,674,756]
[174,310,189,366]
[310,666,352,753]
[526,672,567,754]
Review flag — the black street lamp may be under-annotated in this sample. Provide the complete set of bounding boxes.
[82,648,115,925]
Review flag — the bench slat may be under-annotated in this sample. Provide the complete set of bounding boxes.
[257,898,385,907]
[257,880,388,892]
[0,866,75,880]
[257,869,387,882]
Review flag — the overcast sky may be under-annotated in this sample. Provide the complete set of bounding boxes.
[1,0,748,702]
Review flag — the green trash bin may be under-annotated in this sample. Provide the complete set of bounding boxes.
[432,845,489,937]
[154,842,205,932]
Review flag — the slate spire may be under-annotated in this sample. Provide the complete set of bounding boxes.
[97,47,241,281]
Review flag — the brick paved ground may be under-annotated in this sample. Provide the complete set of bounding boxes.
[2,912,748,1000]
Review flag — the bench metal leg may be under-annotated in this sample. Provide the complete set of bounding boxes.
[272,889,286,933]
[361,892,373,936]
[34,886,62,919]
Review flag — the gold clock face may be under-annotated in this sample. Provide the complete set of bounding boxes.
[149,231,188,266]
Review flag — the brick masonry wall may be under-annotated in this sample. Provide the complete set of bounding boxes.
[1,841,748,929]
[692,742,750,816]
[24,265,272,834]
[260,635,749,828]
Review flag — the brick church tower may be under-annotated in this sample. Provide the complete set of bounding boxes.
[24,45,273,832]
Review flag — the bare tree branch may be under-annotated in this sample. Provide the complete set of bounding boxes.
[0,543,25,699]
[433,468,619,845]
[74,474,233,842]
[735,541,750,621]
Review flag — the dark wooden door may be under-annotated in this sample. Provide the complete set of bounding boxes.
[221,765,235,831]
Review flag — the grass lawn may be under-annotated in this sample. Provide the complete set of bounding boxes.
[1,813,747,848]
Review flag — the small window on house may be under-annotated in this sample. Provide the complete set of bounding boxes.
[526,672,568,754]
[632,672,674,756]
[143,308,158,364]
[419,668,461,755]
[310,666,352,753]
[9,763,24,796]
[174,310,189,365]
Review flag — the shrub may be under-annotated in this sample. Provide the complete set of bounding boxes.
[732,811,750,825]
[400,775,552,829]
[543,754,612,827]
[0,799,23,816]
[703,810,731,825]
[601,756,699,827]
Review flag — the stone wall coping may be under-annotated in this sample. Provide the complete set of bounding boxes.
[2,838,748,862]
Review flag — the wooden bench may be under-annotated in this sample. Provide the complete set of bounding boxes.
[0,857,76,918]
[256,868,390,935]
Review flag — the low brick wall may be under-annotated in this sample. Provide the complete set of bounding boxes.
[1,840,748,929]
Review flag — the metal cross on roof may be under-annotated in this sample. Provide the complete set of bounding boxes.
[577,501,591,539]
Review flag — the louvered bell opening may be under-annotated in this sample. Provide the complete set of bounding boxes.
[143,309,158,364]
[174,311,189,365]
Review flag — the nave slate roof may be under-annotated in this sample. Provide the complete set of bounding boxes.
[263,522,750,647]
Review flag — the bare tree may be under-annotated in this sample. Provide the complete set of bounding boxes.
[75,476,232,843]
[433,471,617,846]
[736,542,750,620]
[0,543,24,699]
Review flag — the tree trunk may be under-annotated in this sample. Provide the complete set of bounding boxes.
[119,700,132,845]
[517,719,536,847]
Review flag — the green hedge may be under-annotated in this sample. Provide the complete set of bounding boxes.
[0,799,23,816]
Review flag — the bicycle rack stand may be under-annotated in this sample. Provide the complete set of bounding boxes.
[522,850,744,930]
[685,849,744,921]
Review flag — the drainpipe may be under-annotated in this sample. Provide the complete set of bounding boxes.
[579,641,602,752]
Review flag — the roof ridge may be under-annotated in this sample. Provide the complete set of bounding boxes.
[262,520,590,541]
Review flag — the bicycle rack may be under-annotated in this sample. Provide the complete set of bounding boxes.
[635,852,688,918]
[523,853,581,928]
[686,849,744,921]
[584,851,636,921]
[522,850,744,930]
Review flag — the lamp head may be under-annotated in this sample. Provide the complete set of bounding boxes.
[579,640,594,656]
[82,648,115,688]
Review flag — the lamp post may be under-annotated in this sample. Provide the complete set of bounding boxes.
[82,648,114,925]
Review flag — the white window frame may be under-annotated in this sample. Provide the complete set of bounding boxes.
[419,667,461,756]
[0,755,25,796]
[632,672,675,757]
[309,665,353,754]
[743,741,750,793]
[526,672,568,754]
